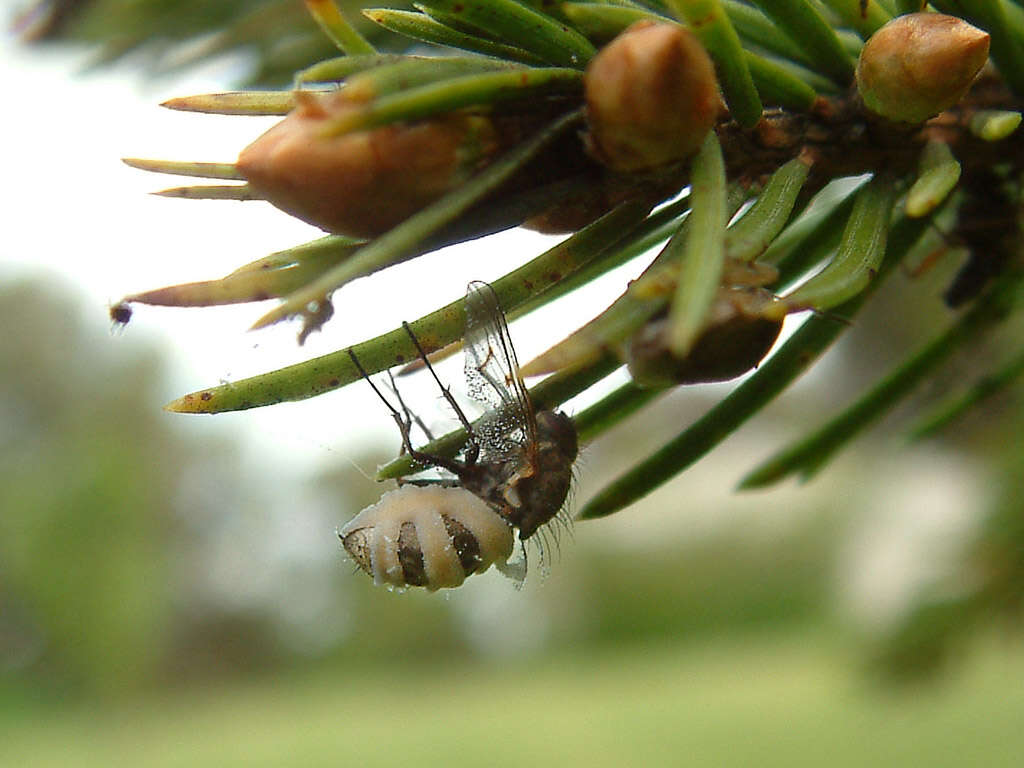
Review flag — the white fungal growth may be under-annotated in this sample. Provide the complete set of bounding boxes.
[338,485,519,591]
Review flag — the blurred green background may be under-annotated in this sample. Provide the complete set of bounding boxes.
[5,1,1024,765]
[3,268,1024,766]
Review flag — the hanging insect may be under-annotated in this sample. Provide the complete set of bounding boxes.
[338,281,579,590]
[109,300,132,327]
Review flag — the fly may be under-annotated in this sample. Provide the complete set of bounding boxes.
[340,281,578,589]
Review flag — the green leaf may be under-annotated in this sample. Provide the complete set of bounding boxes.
[779,174,897,312]
[414,0,598,67]
[166,194,650,413]
[320,67,583,135]
[725,155,812,261]
[521,186,747,377]
[124,238,364,307]
[304,0,376,55]
[399,196,693,372]
[122,158,244,180]
[816,0,890,39]
[743,52,820,110]
[152,184,261,201]
[721,0,810,65]
[361,9,549,65]
[228,235,366,276]
[968,110,1023,141]
[574,381,664,443]
[762,179,862,289]
[339,56,525,101]
[757,51,841,94]
[518,243,678,376]
[161,90,302,116]
[665,0,764,128]
[892,0,927,13]
[561,2,663,42]
[507,197,693,331]
[667,132,728,356]
[747,0,856,85]
[294,53,407,85]
[909,345,1024,441]
[577,214,932,521]
[905,141,961,218]
[560,3,819,110]
[740,265,1024,487]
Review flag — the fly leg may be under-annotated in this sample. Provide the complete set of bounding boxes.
[348,348,417,458]
[348,346,469,477]
[402,321,482,466]
[382,369,438,486]
[385,369,434,443]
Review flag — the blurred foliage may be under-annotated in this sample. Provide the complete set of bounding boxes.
[0,278,300,697]
[4,632,1024,767]
[14,0,402,84]
[868,425,1024,682]
[573,531,831,645]
[0,277,178,696]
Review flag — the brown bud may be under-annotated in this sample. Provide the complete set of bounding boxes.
[625,286,782,388]
[237,92,500,238]
[856,13,990,124]
[584,21,720,172]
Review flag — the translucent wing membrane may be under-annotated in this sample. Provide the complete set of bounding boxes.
[463,280,537,464]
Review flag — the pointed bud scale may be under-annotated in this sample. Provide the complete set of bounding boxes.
[856,13,990,125]
[236,91,500,238]
[584,21,720,172]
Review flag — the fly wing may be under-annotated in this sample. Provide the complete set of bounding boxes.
[463,281,537,463]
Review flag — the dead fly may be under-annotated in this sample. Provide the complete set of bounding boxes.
[109,301,132,328]
[338,281,578,590]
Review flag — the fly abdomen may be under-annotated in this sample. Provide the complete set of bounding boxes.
[338,485,517,590]
[396,522,429,587]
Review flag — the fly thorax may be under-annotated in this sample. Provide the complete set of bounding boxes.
[458,463,511,513]
[508,446,575,539]
[535,410,579,462]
